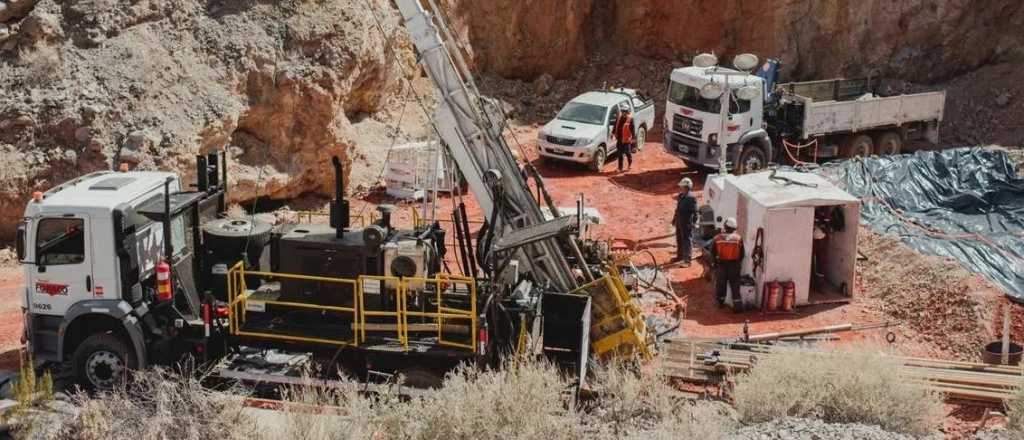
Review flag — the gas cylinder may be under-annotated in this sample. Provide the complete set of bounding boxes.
[782,281,796,312]
[765,281,781,312]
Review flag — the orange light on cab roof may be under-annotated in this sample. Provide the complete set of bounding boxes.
[119,163,130,172]
[32,191,43,202]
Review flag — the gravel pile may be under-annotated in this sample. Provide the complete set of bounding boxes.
[728,418,939,440]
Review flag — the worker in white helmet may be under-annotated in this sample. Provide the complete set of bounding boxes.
[711,217,745,311]
[671,177,697,266]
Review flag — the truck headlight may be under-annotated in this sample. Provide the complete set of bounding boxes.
[537,131,546,141]
[574,137,592,147]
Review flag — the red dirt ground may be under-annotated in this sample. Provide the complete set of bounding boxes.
[0,127,1007,435]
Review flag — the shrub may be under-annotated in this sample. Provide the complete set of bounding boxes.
[1005,385,1024,435]
[55,368,256,440]
[731,347,943,437]
[4,352,55,437]
[19,42,63,86]
[41,357,734,439]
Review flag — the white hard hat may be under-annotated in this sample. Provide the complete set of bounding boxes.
[724,217,738,229]
[678,177,693,189]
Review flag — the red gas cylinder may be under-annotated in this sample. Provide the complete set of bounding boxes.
[782,281,796,312]
[765,281,781,312]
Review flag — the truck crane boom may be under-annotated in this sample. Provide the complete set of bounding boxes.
[395,0,579,293]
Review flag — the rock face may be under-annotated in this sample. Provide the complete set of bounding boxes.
[1,0,1022,241]
[0,0,420,239]
[444,0,1024,82]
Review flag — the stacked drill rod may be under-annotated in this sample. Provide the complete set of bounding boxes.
[662,340,1022,404]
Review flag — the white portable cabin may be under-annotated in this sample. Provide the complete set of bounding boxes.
[705,171,860,307]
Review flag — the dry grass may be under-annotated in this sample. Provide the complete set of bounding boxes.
[33,358,733,440]
[731,347,944,437]
[4,352,55,437]
[52,368,256,440]
[1005,385,1024,436]
[19,42,63,86]
[1009,147,1024,178]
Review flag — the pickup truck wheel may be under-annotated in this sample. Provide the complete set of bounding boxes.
[73,333,137,391]
[874,131,903,155]
[841,134,874,157]
[634,126,647,152]
[590,145,606,172]
[735,145,768,175]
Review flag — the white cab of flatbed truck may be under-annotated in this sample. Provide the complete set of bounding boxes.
[538,88,655,171]
[19,171,179,318]
[664,66,766,171]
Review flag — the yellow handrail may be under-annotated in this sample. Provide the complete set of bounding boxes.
[225,263,477,353]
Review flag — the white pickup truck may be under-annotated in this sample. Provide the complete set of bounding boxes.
[538,88,656,171]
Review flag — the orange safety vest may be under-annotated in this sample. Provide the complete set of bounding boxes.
[614,113,634,144]
[714,232,743,261]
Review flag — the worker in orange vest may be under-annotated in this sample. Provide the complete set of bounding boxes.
[612,104,635,172]
[711,217,745,311]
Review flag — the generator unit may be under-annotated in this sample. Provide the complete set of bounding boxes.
[383,238,432,290]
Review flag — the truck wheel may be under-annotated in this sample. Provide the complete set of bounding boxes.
[72,333,137,390]
[634,126,647,152]
[841,134,874,158]
[590,145,607,172]
[874,131,903,155]
[735,144,768,174]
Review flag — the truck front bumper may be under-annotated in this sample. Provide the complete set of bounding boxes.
[664,132,727,169]
[537,140,597,165]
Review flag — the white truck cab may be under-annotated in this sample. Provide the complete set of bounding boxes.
[20,171,180,319]
[538,88,655,172]
[15,164,216,389]
[664,66,768,173]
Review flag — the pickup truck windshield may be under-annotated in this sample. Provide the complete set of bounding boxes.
[668,81,750,113]
[556,102,607,125]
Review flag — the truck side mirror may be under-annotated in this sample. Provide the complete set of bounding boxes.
[15,225,26,263]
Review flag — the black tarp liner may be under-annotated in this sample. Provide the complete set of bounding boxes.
[820,148,1024,301]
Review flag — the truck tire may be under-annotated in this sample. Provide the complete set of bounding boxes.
[841,134,874,158]
[874,131,903,155]
[634,126,647,152]
[590,145,607,172]
[735,144,768,175]
[72,333,137,390]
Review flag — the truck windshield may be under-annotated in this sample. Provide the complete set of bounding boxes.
[556,102,607,125]
[668,81,750,114]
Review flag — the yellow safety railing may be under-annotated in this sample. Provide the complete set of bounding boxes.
[357,275,407,347]
[225,262,477,352]
[226,261,360,346]
[294,210,376,228]
[402,274,477,352]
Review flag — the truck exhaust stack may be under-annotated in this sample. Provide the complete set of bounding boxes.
[330,156,350,237]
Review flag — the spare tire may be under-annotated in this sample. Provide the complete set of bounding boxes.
[202,217,272,266]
